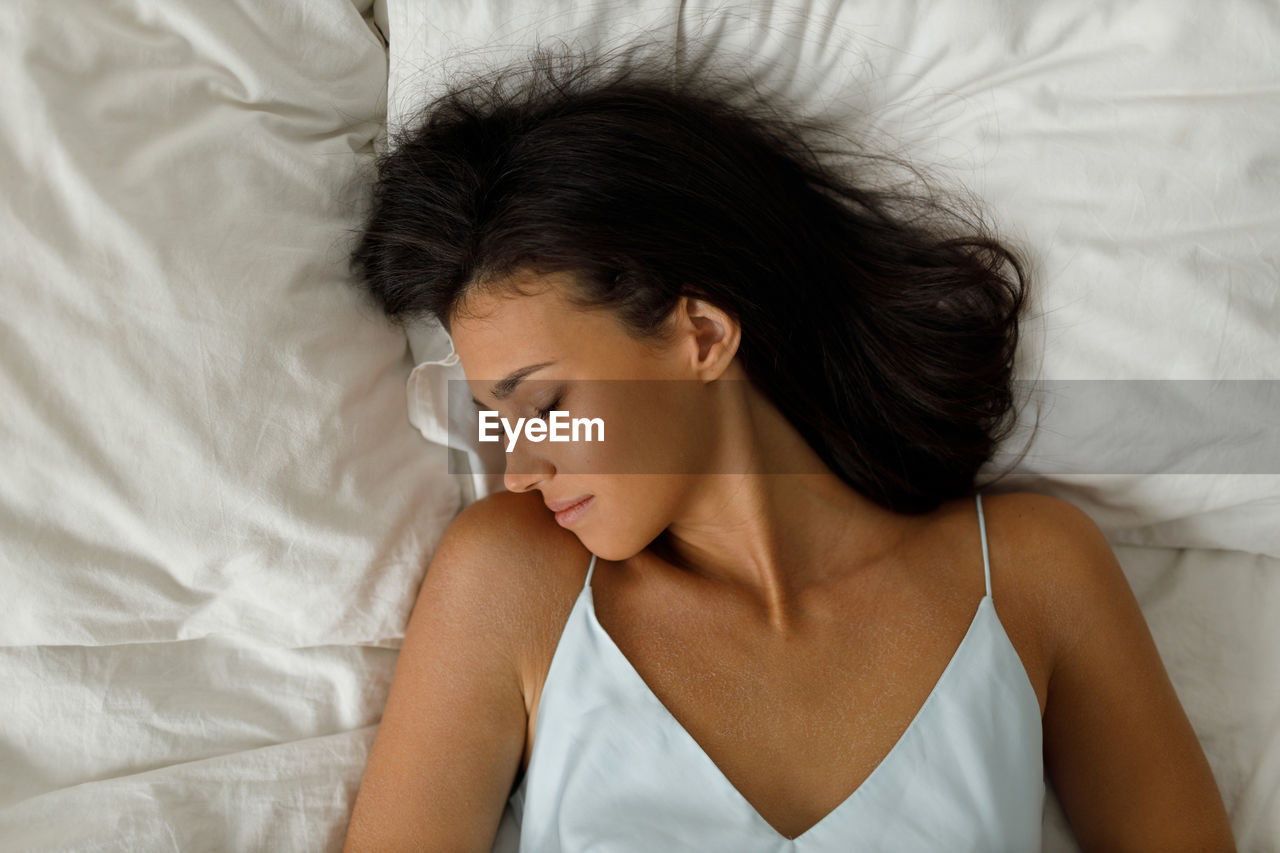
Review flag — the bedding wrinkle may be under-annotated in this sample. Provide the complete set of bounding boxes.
[1,0,1272,849]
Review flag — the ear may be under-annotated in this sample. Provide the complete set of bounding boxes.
[675,296,741,382]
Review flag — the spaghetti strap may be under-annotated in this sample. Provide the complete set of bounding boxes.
[583,552,598,591]
[975,493,992,600]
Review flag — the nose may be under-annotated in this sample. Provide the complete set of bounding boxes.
[503,438,554,493]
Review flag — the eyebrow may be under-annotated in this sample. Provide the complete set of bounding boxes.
[470,360,556,408]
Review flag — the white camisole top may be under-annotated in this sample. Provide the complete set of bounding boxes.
[509,492,1046,850]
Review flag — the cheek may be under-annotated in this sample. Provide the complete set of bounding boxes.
[545,383,702,559]
[568,381,707,477]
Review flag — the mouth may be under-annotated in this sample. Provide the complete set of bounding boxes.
[548,495,594,527]
[545,494,592,513]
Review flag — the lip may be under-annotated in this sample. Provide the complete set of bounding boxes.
[545,494,593,513]
[550,495,594,527]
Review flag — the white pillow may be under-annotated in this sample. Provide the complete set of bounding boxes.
[0,0,462,647]
[389,0,1280,556]
[406,319,509,504]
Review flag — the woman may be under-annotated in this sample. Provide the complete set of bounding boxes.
[342,39,1234,852]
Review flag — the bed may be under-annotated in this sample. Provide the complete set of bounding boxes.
[0,0,1275,850]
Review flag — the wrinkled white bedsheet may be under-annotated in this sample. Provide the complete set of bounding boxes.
[0,0,1276,850]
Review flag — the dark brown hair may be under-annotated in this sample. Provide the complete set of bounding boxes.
[348,37,1036,513]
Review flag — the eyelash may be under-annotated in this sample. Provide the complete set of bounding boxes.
[534,393,562,420]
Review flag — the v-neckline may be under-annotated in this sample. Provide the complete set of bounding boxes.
[581,579,992,844]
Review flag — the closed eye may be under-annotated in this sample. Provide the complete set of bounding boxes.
[535,394,562,420]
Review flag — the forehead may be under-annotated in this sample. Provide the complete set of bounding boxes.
[452,270,572,346]
[449,269,611,379]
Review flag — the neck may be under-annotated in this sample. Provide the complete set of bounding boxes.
[646,381,910,629]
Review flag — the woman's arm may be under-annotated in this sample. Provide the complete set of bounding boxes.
[343,493,548,852]
[1032,497,1236,852]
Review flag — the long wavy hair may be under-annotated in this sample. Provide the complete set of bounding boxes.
[348,37,1037,514]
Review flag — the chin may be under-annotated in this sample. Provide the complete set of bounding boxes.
[573,531,627,562]
[574,523,653,563]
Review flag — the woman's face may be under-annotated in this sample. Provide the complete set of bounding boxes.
[449,268,738,561]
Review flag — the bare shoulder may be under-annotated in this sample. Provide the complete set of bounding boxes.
[343,490,592,851]
[437,489,594,682]
[975,491,1123,667]
[443,488,589,573]
[955,491,1123,713]
[975,491,1236,849]
[976,489,1114,583]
